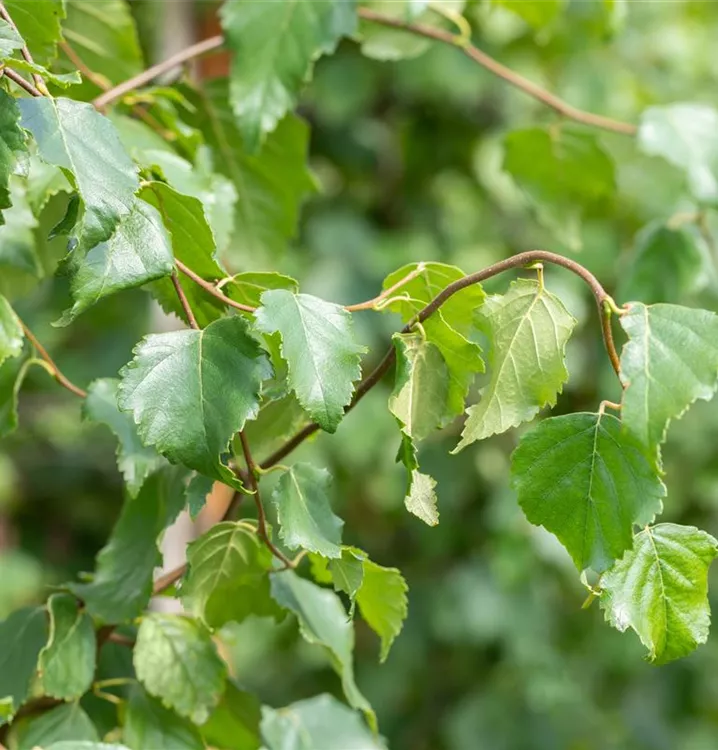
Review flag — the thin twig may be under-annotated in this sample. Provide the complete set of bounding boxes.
[345,263,426,312]
[19,320,87,398]
[239,431,294,568]
[3,67,42,97]
[261,250,621,469]
[175,259,255,314]
[107,632,135,648]
[93,35,224,110]
[60,40,109,91]
[171,270,200,329]
[358,8,636,136]
[0,0,45,91]
[152,563,187,595]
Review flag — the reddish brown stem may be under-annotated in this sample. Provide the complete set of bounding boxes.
[3,67,42,97]
[153,563,187,595]
[175,260,255,314]
[171,270,200,329]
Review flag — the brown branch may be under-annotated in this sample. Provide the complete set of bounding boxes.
[93,35,224,110]
[60,40,110,91]
[175,260,255,314]
[261,250,621,470]
[19,320,87,398]
[3,67,42,97]
[0,1,45,91]
[153,563,187,595]
[171,270,200,329]
[358,8,636,136]
[239,431,294,568]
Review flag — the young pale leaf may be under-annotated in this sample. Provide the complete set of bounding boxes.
[405,470,439,527]
[355,558,408,662]
[118,317,270,487]
[0,294,23,366]
[18,98,139,251]
[271,571,375,729]
[69,467,188,623]
[141,182,227,328]
[618,222,712,305]
[134,613,227,725]
[0,606,48,723]
[38,594,95,701]
[200,682,262,750]
[512,412,665,573]
[83,378,166,498]
[638,104,718,204]
[0,90,27,221]
[261,694,386,750]
[620,303,718,466]
[180,82,315,261]
[124,687,204,750]
[271,463,343,558]
[3,0,65,66]
[221,0,357,151]
[255,290,366,432]
[503,127,615,249]
[185,473,215,519]
[455,278,576,451]
[601,524,718,664]
[181,522,280,629]
[14,703,99,750]
[57,198,174,324]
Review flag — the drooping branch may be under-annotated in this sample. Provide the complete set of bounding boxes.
[260,250,623,470]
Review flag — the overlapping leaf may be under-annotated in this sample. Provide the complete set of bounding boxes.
[134,613,227,725]
[4,0,64,66]
[221,0,357,151]
[455,278,575,450]
[181,522,280,629]
[494,0,564,28]
[601,524,718,663]
[200,682,262,750]
[512,412,665,572]
[14,703,99,750]
[0,294,23,367]
[18,97,139,251]
[0,90,27,222]
[620,302,718,466]
[118,316,270,487]
[124,687,204,750]
[255,290,365,432]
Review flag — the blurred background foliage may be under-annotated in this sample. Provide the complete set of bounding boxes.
[3,1,718,748]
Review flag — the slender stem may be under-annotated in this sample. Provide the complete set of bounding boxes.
[171,270,200,329]
[3,67,42,97]
[261,250,621,469]
[239,431,294,568]
[0,1,45,91]
[93,35,224,110]
[60,40,110,91]
[106,632,135,648]
[152,563,187,595]
[358,8,636,136]
[19,320,87,398]
[175,259,255,314]
[345,263,426,312]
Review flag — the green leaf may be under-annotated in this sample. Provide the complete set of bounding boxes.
[118,316,270,487]
[261,694,386,750]
[8,58,82,88]
[355,556,408,662]
[0,346,29,438]
[601,523,718,664]
[0,177,41,284]
[180,83,315,260]
[455,278,576,450]
[270,571,375,728]
[224,271,299,309]
[18,97,139,251]
[46,743,130,750]
[618,221,713,305]
[141,181,227,328]
[4,0,65,66]
[255,290,365,432]
[0,89,27,222]
[221,0,357,151]
[83,378,166,498]
[124,686,204,750]
[404,470,439,527]
[186,473,215,519]
[493,0,564,28]
[201,682,262,750]
[69,466,188,623]
[0,294,23,367]
[181,522,280,629]
[638,104,718,204]
[0,606,48,722]
[38,593,95,700]
[242,393,308,458]
[57,197,174,324]
[14,703,99,750]
[503,127,616,249]
[134,613,227,725]
[271,463,344,558]
[512,412,666,573]
[0,18,24,57]
[329,548,365,602]
[620,303,718,466]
